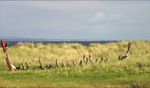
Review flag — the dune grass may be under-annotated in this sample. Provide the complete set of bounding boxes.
[0,40,150,87]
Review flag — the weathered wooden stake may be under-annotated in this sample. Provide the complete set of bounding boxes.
[89,54,93,63]
[100,57,103,63]
[22,62,26,70]
[83,55,87,63]
[67,62,71,67]
[45,64,49,69]
[16,63,21,69]
[86,57,88,64]
[62,62,65,67]
[104,58,108,62]
[56,59,60,67]
[49,64,54,69]
[95,58,98,63]
[25,62,29,69]
[79,60,82,65]
[72,59,76,66]
[118,42,131,60]
[39,58,44,69]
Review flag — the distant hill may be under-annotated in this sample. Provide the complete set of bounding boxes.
[0,37,45,41]
[0,36,119,41]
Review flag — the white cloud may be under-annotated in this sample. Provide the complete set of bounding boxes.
[86,12,106,24]
[93,12,106,20]
[86,12,123,25]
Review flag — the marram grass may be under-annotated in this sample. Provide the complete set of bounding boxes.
[0,40,150,87]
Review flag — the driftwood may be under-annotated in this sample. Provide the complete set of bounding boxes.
[118,42,131,60]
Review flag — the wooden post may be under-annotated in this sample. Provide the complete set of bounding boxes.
[95,58,98,63]
[79,60,82,65]
[16,63,21,69]
[39,58,44,69]
[21,62,26,70]
[72,59,76,66]
[89,54,93,63]
[56,59,60,67]
[49,64,54,69]
[86,58,88,64]
[100,57,103,63]
[104,58,108,63]
[83,55,87,63]
[45,64,49,69]
[67,62,71,67]
[25,62,29,69]
[62,62,65,67]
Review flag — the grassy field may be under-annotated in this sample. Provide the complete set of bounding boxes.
[0,40,150,88]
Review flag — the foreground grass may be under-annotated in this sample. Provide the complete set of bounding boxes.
[0,69,150,88]
[0,66,150,88]
[0,40,150,87]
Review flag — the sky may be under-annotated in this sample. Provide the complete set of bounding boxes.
[0,1,150,40]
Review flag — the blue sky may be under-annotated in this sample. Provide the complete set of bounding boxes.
[0,1,150,40]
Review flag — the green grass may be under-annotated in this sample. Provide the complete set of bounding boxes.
[0,40,150,87]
